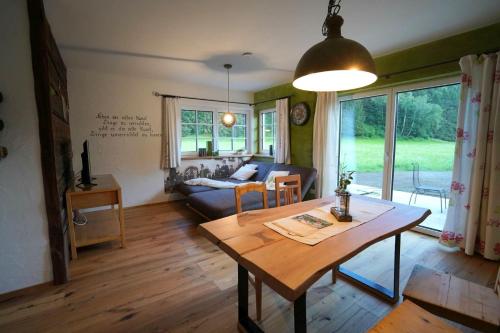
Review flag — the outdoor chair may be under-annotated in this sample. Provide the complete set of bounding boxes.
[409,162,447,213]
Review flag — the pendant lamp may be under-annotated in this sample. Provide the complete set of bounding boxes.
[221,64,236,127]
[293,0,377,92]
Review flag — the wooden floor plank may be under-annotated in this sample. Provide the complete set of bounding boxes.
[0,200,497,332]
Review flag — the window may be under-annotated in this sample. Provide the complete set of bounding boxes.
[217,112,247,151]
[259,109,275,154]
[181,110,214,153]
[339,77,460,234]
[181,108,250,154]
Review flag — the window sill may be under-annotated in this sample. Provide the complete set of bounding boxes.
[253,154,274,158]
[181,154,254,161]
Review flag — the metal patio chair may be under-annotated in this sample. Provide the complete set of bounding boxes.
[408,163,447,213]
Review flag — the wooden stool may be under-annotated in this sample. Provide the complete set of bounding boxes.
[403,264,500,333]
[234,182,268,321]
[368,300,459,333]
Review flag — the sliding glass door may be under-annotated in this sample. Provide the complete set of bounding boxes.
[392,83,459,231]
[339,94,387,199]
[339,78,460,233]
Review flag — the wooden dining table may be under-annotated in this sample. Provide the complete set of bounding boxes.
[198,195,431,333]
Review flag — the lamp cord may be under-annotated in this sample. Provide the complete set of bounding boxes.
[227,67,229,112]
[323,0,342,36]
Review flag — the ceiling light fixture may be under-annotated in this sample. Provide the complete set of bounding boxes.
[293,0,377,92]
[221,64,236,128]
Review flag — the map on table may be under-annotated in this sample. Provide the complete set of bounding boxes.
[273,214,333,237]
[294,214,332,229]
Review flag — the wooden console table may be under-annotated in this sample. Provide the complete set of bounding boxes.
[66,174,126,259]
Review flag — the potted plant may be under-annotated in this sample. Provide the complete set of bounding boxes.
[331,165,355,222]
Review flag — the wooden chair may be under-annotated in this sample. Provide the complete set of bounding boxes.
[403,264,500,333]
[274,174,302,207]
[234,182,268,321]
[234,182,268,213]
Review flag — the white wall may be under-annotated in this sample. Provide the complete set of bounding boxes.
[68,67,253,207]
[0,0,53,293]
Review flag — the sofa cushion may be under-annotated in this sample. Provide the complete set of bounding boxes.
[187,188,278,220]
[175,182,213,196]
[245,160,274,182]
[269,164,317,199]
[174,178,246,196]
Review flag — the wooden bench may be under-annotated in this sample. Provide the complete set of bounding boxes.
[368,300,459,333]
[403,264,500,333]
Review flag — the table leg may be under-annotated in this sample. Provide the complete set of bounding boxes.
[331,266,339,284]
[337,234,401,304]
[294,293,307,333]
[238,265,263,333]
[118,189,126,248]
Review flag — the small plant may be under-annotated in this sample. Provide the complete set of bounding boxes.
[338,164,355,192]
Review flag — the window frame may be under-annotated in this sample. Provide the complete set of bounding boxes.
[216,111,248,153]
[180,101,253,156]
[259,108,276,155]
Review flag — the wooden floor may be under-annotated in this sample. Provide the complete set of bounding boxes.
[0,201,497,333]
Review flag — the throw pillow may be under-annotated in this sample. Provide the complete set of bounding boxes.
[230,166,257,181]
[265,171,290,191]
[244,163,258,169]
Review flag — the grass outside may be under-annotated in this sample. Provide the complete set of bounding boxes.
[340,137,455,172]
[181,135,455,173]
[181,136,246,153]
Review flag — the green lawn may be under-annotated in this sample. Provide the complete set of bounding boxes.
[181,135,455,173]
[340,137,455,172]
[181,136,246,153]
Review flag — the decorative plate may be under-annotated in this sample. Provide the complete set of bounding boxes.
[290,102,310,126]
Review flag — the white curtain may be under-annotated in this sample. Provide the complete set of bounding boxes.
[275,98,291,164]
[313,92,340,198]
[439,53,500,261]
[160,97,181,169]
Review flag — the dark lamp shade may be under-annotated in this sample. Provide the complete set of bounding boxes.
[221,112,236,127]
[293,37,377,92]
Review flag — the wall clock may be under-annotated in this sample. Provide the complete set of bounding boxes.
[290,102,310,126]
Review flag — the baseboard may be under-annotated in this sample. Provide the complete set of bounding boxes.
[0,281,53,304]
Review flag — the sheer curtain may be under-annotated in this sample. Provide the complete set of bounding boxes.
[313,92,340,198]
[275,98,291,164]
[160,96,181,169]
[439,53,500,260]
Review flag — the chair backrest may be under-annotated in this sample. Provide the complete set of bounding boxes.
[412,162,421,188]
[275,175,302,207]
[234,182,268,213]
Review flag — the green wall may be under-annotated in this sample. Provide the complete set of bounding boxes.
[345,22,500,94]
[253,22,500,167]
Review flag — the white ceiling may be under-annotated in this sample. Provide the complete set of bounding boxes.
[44,0,500,92]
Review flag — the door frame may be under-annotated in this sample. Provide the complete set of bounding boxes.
[27,0,72,284]
[339,76,460,236]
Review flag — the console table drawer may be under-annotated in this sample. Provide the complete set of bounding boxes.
[70,191,118,209]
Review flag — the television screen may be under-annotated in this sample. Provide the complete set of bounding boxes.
[81,140,92,184]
